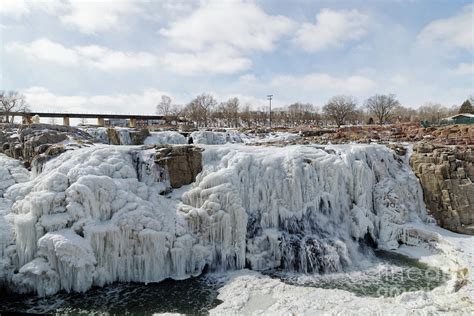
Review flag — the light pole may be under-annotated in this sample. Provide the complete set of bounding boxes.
[267,94,273,129]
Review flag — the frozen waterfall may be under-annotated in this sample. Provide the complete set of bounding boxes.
[0,144,428,296]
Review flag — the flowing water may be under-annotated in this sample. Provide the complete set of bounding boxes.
[267,250,448,297]
[0,252,447,315]
[0,276,222,316]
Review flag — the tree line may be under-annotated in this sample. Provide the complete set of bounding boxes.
[1,89,472,127]
[157,93,473,128]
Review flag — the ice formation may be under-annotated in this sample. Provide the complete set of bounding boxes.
[144,132,186,145]
[0,155,30,286]
[186,144,427,273]
[0,143,432,296]
[190,131,245,144]
[247,131,301,143]
[80,127,133,145]
[82,128,248,145]
[81,127,109,144]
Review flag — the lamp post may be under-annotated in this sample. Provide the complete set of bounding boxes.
[267,94,273,130]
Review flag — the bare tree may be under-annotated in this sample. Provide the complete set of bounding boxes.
[185,94,217,127]
[156,95,172,116]
[365,94,400,125]
[323,95,357,127]
[79,118,89,125]
[169,104,183,117]
[240,104,253,127]
[0,90,30,123]
[392,105,417,123]
[221,97,239,127]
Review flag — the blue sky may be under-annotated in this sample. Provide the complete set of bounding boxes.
[1,0,473,114]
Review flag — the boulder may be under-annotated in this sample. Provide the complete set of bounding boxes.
[129,128,150,145]
[106,128,121,145]
[155,145,203,188]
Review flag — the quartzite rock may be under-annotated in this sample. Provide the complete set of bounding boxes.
[130,128,150,145]
[410,143,474,235]
[155,145,203,188]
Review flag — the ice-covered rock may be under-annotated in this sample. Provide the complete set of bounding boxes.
[82,127,109,144]
[0,154,30,289]
[0,154,30,197]
[190,131,245,144]
[0,143,430,296]
[185,144,427,273]
[1,124,93,166]
[144,132,187,145]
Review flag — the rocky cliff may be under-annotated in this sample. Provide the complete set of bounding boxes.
[0,124,93,168]
[410,143,474,235]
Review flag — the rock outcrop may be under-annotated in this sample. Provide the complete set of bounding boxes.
[0,124,93,167]
[130,128,150,145]
[410,143,474,234]
[250,124,474,146]
[106,128,121,145]
[155,145,203,188]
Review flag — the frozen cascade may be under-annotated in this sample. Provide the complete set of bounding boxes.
[0,154,30,288]
[116,128,132,145]
[81,127,109,144]
[0,144,428,296]
[183,144,427,273]
[190,131,245,144]
[144,132,186,145]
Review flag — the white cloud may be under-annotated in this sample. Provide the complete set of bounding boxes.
[75,45,157,70]
[270,73,376,93]
[294,8,370,52]
[452,62,474,75]
[417,4,474,51]
[0,0,139,33]
[162,45,252,75]
[160,0,294,52]
[0,0,67,18]
[158,0,294,75]
[60,0,140,34]
[0,0,30,18]
[390,74,408,85]
[7,38,157,70]
[23,86,174,114]
[7,39,80,66]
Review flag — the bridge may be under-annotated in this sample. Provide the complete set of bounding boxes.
[1,111,167,128]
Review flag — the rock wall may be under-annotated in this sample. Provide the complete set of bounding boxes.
[410,143,474,234]
[0,124,92,167]
[155,145,203,188]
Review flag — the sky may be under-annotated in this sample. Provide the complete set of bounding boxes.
[1,0,473,115]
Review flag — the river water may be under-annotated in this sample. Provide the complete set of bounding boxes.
[0,252,447,315]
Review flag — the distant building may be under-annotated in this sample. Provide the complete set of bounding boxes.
[137,119,166,127]
[442,113,474,125]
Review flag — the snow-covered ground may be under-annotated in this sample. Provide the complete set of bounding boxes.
[0,143,472,314]
[210,226,474,314]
